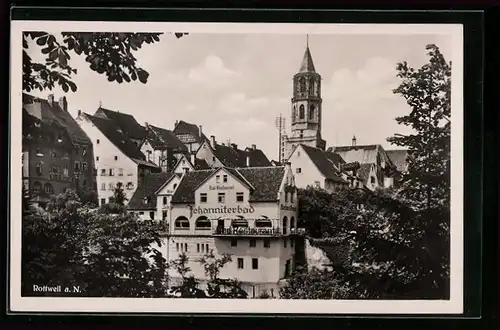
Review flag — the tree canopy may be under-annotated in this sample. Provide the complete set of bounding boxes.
[23,32,186,93]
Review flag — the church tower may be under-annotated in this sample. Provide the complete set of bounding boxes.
[284,38,326,158]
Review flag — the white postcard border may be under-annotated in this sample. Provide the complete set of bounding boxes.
[9,21,464,314]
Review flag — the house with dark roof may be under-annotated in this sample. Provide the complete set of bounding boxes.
[172,153,211,174]
[287,144,352,193]
[140,123,188,172]
[76,111,160,206]
[172,120,209,153]
[94,106,147,146]
[131,163,299,297]
[329,142,399,190]
[195,135,272,169]
[22,93,96,205]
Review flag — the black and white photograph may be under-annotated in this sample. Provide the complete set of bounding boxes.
[10,20,464,314]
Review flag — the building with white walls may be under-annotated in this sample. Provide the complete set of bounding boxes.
[76,112,160,206]
[127,163,300,298]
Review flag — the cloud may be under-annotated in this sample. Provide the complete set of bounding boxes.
[188,55,240,88]
[217,93,270,115]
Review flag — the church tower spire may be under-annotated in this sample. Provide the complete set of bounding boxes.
[285,36,326,156]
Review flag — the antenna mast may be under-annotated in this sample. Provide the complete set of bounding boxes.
[275,114,286,163]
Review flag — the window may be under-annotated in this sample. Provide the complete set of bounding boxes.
[96,156,99,161]
[35,162,42,176]
[149,212,155,220]
[127,182,134,190]
[371,176,376,184]
[109,183,114,191]
[290,216,296,230]
[174,216,190,229]
[114,156,118,161]
[205,244,209,252]
[231,239,237,247]
[101,183,106,190]
[297,151,300,157]
[299,131,303,139]
[212,156,216,162]
[285,192,288,203]
[290,192,294,203]
[36,149,43,156]
[314,181,321,188]
[218,193,225,203]
[283,216,288,235]
[139,212,144,215]
[255,219,272,228]
[100,198,106,205]
[63,167,69,177]
[284,239,288,248]
[173,183,177,189]
[296,168,302,174]
[236,192,244,202]
[184,243,188,252]
[81,162,88,172]
[142,197,148,205]
[201,244,206,253]
[32,181,41,193]
[82,147,87,156]
[162,211,167,220]
[101,169,106,176]
[197,244,200,253]
[252,258,259,270]
[299,105,305,119]
[216,175,220,183]
[176,243,179,252]
[119,168,124,176]
[44,183,53,194]
[309,105,315,120]
[250,239,256,248]
[96,139,100,144]
[74,161,80,172]
[195,216,211,229]
[200,193,207,203]
[264,239,271,248]
[223,175,228,183]
[109,169,114,176]
[237,258,244,269]
[163,196,167,204]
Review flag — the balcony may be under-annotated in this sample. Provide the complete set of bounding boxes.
[213,226,282,238]
[289,227,306,236]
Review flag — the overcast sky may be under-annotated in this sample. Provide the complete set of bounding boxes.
[26,32,452,160]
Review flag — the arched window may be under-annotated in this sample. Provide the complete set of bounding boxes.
[299,77,306,93]
[44,183,53,194]
[231,218,249,228]
[299,105,305,120]
[290,216,296,230]
[33,181,41,193]
[282,216,288,235]
[309,78,315,95]
[309,105,315,120]
[255,218,272,228]
[292,106,297,121]
[173,183,178,189]
[175,216,190,229]
[195,216,211,229]
[35,162,42,176]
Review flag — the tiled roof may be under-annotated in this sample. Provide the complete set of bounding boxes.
[324,151,346,168]
[173,120,208,142]
[171,166,285,204]
[128,172,176,210]
[84,113,148,162]
[332,144,395,170]
[147,124,188,152]
[213,143,271,168]
[386,149,409,173]
[235,166,285,202]
[300,144,347,184]
[171,169,216,203]
[22,93,91,146]
[194,158,210,170]
[95,107,147,141]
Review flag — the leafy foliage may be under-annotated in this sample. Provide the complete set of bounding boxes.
[23,32,187,93]
[113,182,127,206]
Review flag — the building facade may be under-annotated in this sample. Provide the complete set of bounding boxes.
[128,164,300,298]
[22,94,95,205]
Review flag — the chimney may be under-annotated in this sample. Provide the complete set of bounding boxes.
[77,110,82,117]
[58,96,67,111]
[251,144,256,151]
[47,94,54,107]
[246,155,250,167]
[231,143,238,150]
[183,167,189,173]
[190,153,196,164]
[210,135,216,149]
[198,125,203,137]
[175,120,179,127]
[352,135,357,147]
[145,122,148,128]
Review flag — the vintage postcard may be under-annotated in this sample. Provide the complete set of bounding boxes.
[10,20,464,314]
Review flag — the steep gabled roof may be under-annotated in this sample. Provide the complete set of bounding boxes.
[324,151,346,168]
[171,169,216,203]
[22,93,91,146]
[245,147,273,167]
[299,46,316,73]
[173,120,208,142]
[95,107,147,141]
[84,113,148,162]
[147,124,188,152]
[235,166,285,202]
[128,172,176,210]
[211,143,271,168]
[332,144,395,169]
[300,144,347,183]
[194,158,210,170]
[386,149,409,173]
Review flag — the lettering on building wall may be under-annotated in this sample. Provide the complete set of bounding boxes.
[193,205,255,214]
[280,204,296,211]
[214,227,279,236]
[209,185,235,190]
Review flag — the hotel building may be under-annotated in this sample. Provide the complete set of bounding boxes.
[128,163,300,298]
